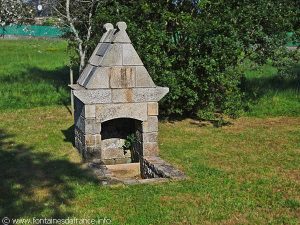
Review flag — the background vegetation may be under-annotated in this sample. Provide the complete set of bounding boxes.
[68,0,300,119]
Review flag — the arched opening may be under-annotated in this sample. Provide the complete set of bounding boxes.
[100,118,142,165]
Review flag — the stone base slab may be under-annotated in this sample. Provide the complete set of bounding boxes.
[85,157,186,186]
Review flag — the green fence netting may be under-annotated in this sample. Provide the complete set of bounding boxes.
[1,25,64,38]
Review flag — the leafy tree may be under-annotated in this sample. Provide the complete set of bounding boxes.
[70,0,300,118]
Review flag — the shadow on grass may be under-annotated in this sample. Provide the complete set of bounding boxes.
[0,66,70,88]
[61,125,75,147]
[0,66,80,112]
[0,129,97,218]
[189,119,233,128]
[241,64,300,102]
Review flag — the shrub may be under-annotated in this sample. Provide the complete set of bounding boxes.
[72,0,299,118]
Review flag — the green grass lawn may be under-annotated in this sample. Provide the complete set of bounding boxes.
[243,63,300,117]
[0,40,69,110]
[0,40,299,224]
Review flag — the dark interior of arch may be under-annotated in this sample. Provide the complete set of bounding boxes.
[101,118,136,140]
[100,118,141,164]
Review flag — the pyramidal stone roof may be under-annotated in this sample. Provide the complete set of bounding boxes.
[72,21,169,105]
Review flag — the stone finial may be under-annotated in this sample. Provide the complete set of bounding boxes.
[116,21,127,31]
[113,21,131,43]
[99,23,115,42]
[103,23,114,31]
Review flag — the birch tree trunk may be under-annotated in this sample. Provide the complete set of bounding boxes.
[54,0,99,73]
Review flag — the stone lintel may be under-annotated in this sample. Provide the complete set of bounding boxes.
[95,103,147,123]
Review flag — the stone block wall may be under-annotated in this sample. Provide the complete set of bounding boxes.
[74,95,161,163]
[74,96,102,161]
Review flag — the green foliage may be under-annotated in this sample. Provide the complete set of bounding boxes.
[271,48,300,78]
[122,133,138,162]
[122,133,137,151]
[75,0,299,118]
